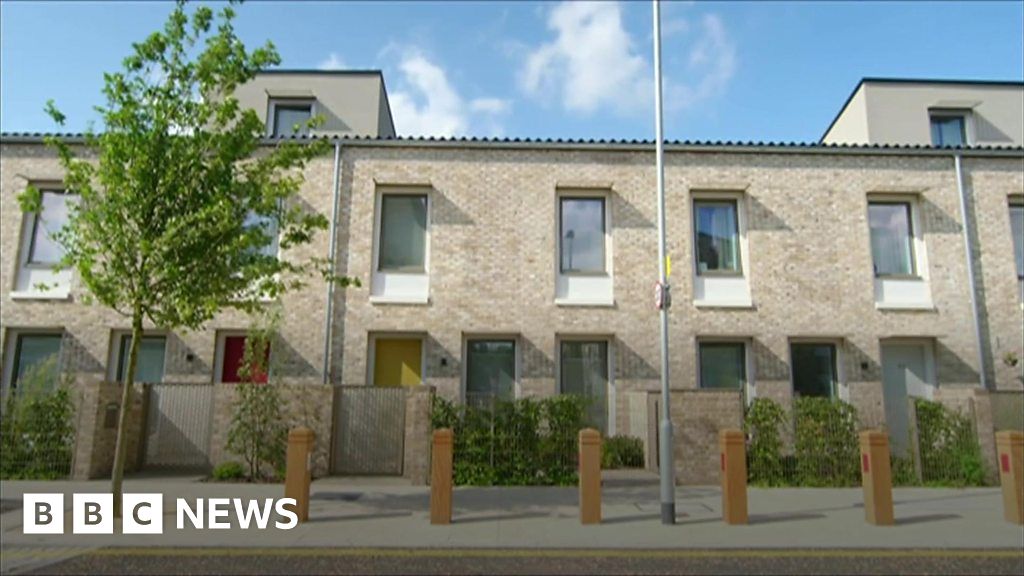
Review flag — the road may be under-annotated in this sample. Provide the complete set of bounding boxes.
[11,547,1024,575]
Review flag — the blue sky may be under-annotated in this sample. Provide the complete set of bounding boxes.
[2,1,1022,142]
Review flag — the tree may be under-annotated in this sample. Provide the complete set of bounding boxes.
[18,1,355,516]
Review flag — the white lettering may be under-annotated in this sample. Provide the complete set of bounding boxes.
[176,498,203,529]
[274,498,298,530]
[233,499,274,530]
[208,498,231,529]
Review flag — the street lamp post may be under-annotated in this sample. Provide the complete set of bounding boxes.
[652,0,676,525]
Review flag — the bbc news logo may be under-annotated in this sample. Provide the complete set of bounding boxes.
[24,494,299,534]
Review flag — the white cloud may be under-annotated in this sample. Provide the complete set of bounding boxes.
[317,53,346,71]
[519,2,736,115]
[388,50,509,138]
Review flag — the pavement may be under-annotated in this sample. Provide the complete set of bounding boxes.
[1,471,1022,574]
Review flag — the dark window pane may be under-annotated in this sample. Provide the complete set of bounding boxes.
[12,334,62,389]
[792,343,837,398]
[560,197,606,273]
[466,340,515,404]
[695,201,740,274]
[930,116,965,147]
[272,104,312,137]
[117,336,167,384]
[379,195,427,271]
[868,202,915,276]
[699,343,745,389]
[560,341,609,433]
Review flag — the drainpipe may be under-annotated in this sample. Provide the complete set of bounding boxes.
[953,153,989,389]
[323,142,342,385]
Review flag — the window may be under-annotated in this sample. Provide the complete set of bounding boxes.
[699,342,746,390]
[869,202,916,276]
[930,114,966,147]
[27,190,73,266]
[378,194,427,272]
[1011,203,1024,280]
[694,200,741,275]
[791,343,837,398]
[9,333,62,390]
[270,101,312,137]
[465,339,515,405]
[219,335,269,383]
[243,211,279,259]
[559,197,606,273]
[115,335,166,384]
[560,340,609,433]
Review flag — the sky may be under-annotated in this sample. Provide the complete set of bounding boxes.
[2,1,1022,142]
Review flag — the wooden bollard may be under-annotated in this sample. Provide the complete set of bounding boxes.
[284,426,315,523]
[430,428,453,525]
[578,428,601,525]
[996,430,1024,525]
[719,429,748,525]
[859,430,894,526]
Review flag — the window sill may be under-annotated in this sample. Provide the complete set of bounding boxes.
[554,298,615,308]
[369,295,430,305]
[874,302,936,311]
[693,300,754,310]
[10,290,71,301]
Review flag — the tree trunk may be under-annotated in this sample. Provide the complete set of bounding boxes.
[111,311,143,518]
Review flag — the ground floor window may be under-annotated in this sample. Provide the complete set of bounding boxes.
[559,340,609,433]
[465,339,516,406]
[115,334,167,384]
[791,343,837,398]
[10,333,62,390]
[698,341,746,390]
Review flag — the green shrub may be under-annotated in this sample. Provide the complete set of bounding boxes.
[601,435,644,469]
[793,397,860,487]
[914,399,987,486]
[212,461,246,481]
[744,398,788,486]
[430,395,589,486]
[0,358,75,480]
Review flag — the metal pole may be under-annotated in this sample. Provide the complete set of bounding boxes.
[322,142,342,384]
[953,154,988,389]
[652,0,676,525]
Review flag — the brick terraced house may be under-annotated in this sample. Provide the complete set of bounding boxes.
[1,73,1022,484]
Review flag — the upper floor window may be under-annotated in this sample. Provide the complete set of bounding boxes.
[269,100,313,137]
[1010,202,1023,280]
[243,211,279,260]
[27,190,73,266]
[378,194,428,272]
[929,113,967,147]
[869,201,916,277]
[694,200,741,275]
[559,197,606,274]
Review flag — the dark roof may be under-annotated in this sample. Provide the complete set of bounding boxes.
[820,77,1024,143]
[3,132,1022,156]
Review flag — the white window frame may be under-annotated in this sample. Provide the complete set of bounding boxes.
[555,334,615,437]
[461,334,520,403]
[366,332,428,387]
[691,190,751,308]
[555,188,614,306]
[867,193,932,310]
[12,185,75,300]
[107,330,169,384]
[267,98,316,137]
[370,187,431,304]
[1009,196,1024,306]
[928,108,973,147]
[696,337,754,403]
[2,329,64,392]
[788,338,848,402]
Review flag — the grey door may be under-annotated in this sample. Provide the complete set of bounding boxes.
[881,343,928,456]
[332,386,406,475]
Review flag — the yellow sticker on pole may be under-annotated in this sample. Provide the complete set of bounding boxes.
[666,256,671,278]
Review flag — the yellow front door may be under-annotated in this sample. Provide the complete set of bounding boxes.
[373,339,422,387]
